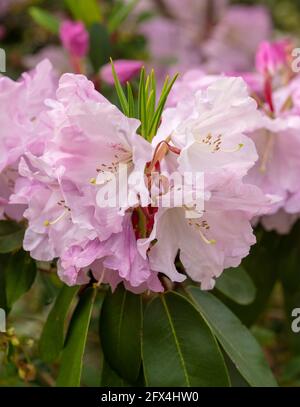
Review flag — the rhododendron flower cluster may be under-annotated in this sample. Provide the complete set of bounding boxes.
[1,59,279,293]
[243,40,300,233]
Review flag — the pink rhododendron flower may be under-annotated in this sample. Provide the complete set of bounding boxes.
[59,20,89,58]
[12,71,161,292]
[100,60,143,85]
[144,76,276,288]
[10,67,275,292]
[243,41,300,233]
[0,59,57,220]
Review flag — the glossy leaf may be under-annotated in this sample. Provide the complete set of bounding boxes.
[0,221,25,254]
[215,266,256,305]
[56,287,100,387]
[142,292,230,387]
[188,287,277,387]
[39,285,79,363]
[100,286,143,383]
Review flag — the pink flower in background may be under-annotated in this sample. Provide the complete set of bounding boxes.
[203,6,272,73]
[100,60,143,85]
[242,43,300,234]
[59,20,89,58]
[255,40,289,76]
[139,2,271,82]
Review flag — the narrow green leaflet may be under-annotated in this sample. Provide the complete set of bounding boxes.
[64,0,102,26]
[39,285,80,363]
[5,251,37,311]
[29,7,60,34]
[111,59,129,115]
[112,64,178,141]
[100,286,143,383]
[188,287,278,387]
[142,292,230,387]
[0,221,25,253]
[215,266,256,305]
[56,287,100,387]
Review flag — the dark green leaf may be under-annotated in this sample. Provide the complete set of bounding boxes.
[89,23,111,72]
[39,285,79,363]
[0,255,8,311]
[5,251,37,310]
[56,287,100,387]
[0,221,25,253]
[142,292,230,387]
[101,359,131,387]
[188,287,277,387]
[215,266,256,305]
[224,228,281,326]
[100,286,142,383]
[29,7,60,34]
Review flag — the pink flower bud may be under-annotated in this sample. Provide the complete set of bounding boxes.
[100,60,143,85]
[59,20,89,59]
[256,40,288,76]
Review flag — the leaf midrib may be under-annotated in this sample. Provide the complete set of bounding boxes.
[161,295,190,387]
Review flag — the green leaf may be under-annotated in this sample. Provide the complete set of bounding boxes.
[56,287,100,387]
[148,74,178,139]
[188,287,277,387]
[29,7,60,34]
[110,59,129,115]
[101,359,131,387]
[142,292,230,387]
[64,0,102,26]
[100,286,142,383]
[127,82,135,118]
[0,221,25,253]
[39,285,79,363]
[89,23,111,72]
[108,0,139,33]
[224,228,281,326]
[5,251,37,311]
[0,255,8,311]
[215,266,256,305]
